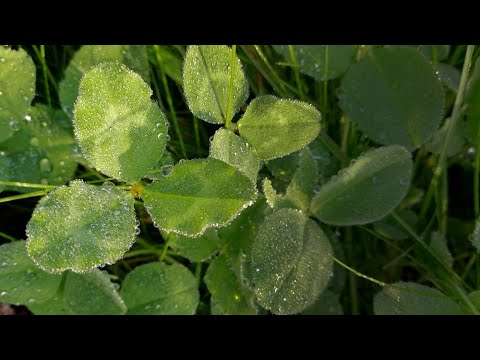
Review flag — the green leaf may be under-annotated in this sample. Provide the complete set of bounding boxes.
[28,292,72,315]
[374,282,462,315]
[59,45,150,116]
[167,228,220,262]
[310,145,413,226]
[373,209,417,240]
[0,105,77,193]
[464,57,480,144]
[0,151,11,193]
[183,45,249,124]
[437,63,460,92]
[302,289,343,315]
[471,217,480,253]
[73,62,167,183]
[276,148,319,212]
[273,45,357,80]
[0,47,36,143]
[204,254,257,315]
[418,45,450,61]
[63,270,126,315]
[217,196,269,284]
[143,158,257,237]
[0,241,62,306]
[153,45,184,85]
[426,117,464,156]
[209,128,260,183]
[308,137,341,180]
[26,179,137,273]
[238,95,321,160]
[252,208,333,315]
[338,46,444,150]
[121,262,199,315]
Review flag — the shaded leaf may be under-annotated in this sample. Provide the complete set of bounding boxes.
[183,45,249,124]
[143,158,257,237]
[426,117,464,156]
[121,262,199,315]
[273,45,357,81]
[0,105,77,193]
[418,45,450,61]
[373,209,417,240]
[74,62,167,183]
[374,281,462,315]
[64,270,126,315]
[204,254,257,314]
[437,63,460,92]
[429,231,453,268]
[302,289,343,315]
[0,151,10,193]
[464,57,480,144]
[0,241,62,305]
[26,180,136,273]
[471,217,480,253]
[167,228,220,262]
[338,46,444,150]
[252,208,333,315]
[310,145,413,226]
[238,95,321,160]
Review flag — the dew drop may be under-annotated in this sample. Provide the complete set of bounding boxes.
[165,135,171,141]
[372,176,382,185]
[9,120,19,131]
[135,227,141,235]
[0,291,8,297]
[30,137,39,146]
[313,185,321,194]
[39,158,51,174]
[157,133,164,139]
[467,147,476,155]
[102,181,115,188]
[24,115,31,122]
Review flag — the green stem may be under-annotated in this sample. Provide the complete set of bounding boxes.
[153,45,187,159]
[331,255,386,287]
[474,125,480,218]
[0,231,17,242]
[40,45,51,106]
[225,45,237,129]
[160,237,171,262]
[193,116,202,156]
[195,262,202,283]
[288,45,306,101]
[392,211,479,314]
[123,248,164,259]
[341,116,350,155]
[0,190,47,203]
[0,181,56,189]
[323,45,329,115]
[318,132,349,166]
[419,45,475,221]
[345,227,359,315]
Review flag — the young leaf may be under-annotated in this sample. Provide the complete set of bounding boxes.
[204,254,257,315]
[0,105,77,193]
[209,128,260,183]
[59,45,150,116]
[63,270,126,315]
[0,241,62,306]
[252,208,333,315]
[26,179,137,273]
[183,45,249,124]
[0,47,36,144]
[273,45,357,80]
[310,145,413,226]
[238,95,321,160]
[338,46,444,150]
[275,148,319,212]
[74,62,167,183]
[374,282,462,315]
[142,158,257,237]
[167,228,220,262]
[263,178,279,208]
[121,262,199,315]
